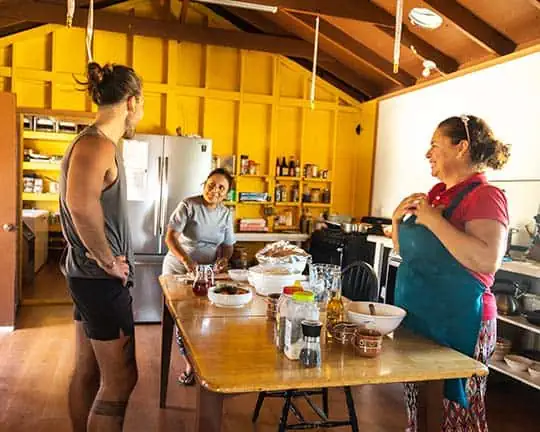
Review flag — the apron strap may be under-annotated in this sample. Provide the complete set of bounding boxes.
[442,181,482,219]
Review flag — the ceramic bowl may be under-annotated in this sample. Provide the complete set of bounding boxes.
[504,354,534,372]
[247,265,302,296]
[528,362,540,380]
[228,269,249,282]
[207,284,252,308]
[352,328,383,358]
[346,302,407,335]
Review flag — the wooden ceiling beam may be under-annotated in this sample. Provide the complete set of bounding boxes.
[424,0,516,56]
[180,0,191,23]
[0,1,323,60]
[213,0,393,25]
[225,8,382,98]
[268,11,384,97]
[292,13,416,87]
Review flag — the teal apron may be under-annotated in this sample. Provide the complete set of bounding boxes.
[395,182,485,408]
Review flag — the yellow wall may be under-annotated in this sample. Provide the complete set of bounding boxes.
[0,0,378,220]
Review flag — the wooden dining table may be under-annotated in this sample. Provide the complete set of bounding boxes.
[158,275,488,432]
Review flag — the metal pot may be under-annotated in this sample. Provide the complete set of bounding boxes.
[342,223,353,233]
[521,293,540,313]
[492,279,524,316]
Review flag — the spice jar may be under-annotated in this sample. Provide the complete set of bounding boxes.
[299,320,322,368]
[310,188,321,203]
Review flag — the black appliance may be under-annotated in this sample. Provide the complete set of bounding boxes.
[308,227,375,269]
[384,252,402,305]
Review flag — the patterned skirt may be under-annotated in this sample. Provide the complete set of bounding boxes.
[404,319,497,432]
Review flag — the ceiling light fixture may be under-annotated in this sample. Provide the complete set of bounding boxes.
[408,7,443,30]
[410,45,446,79]
[194,0,278,14]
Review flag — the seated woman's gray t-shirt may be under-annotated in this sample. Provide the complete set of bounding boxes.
[162,195,235,274]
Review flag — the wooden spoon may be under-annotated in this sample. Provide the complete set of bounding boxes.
[369,303,376,316]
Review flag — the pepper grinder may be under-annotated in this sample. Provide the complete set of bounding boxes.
[299,320,322,368]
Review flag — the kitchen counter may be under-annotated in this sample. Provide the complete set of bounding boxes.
[235,232,309,244]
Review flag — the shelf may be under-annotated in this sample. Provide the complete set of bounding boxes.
[276,177,301,181]
[497,314,540,336]
[23,161,61,171]
[499,260,540,279]
[488,360,540,391]
[22,192,59,202]
[23,131,77,142]
[238,201,272,205]
[223,201,237,206]
[303,203,331,208]
[303,178,332,183]
[273,225,299,231]
[275,202,300,207]
[236,175,268,179]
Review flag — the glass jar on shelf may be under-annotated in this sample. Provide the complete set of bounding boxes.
[310,188,321,203]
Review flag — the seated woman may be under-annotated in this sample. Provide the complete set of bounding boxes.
[392,115,510,432]
[162,168,236,385]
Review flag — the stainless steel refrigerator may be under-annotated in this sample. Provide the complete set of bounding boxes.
[121,134,212,323]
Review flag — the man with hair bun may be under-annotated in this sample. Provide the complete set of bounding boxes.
[60,62,144,431]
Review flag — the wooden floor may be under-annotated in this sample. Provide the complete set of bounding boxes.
[22,258,71,304]
[1,306,539,432]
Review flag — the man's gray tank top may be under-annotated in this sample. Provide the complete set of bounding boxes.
[59,125,133,281]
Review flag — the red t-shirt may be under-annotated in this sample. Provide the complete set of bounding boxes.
[427,173,508,320]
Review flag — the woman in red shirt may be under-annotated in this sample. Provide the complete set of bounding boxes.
[392,115,510,432]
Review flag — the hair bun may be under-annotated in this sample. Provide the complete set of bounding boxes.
[87,62,103,85]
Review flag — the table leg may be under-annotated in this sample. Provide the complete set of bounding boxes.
[417,380,444,432]
[195,384,224,432]
[159,297,174,409]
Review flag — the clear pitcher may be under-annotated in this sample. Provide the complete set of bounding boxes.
[308,263,340,304]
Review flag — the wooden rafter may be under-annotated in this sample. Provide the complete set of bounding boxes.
[0,1,324,60]
[217,0,393,25]
[292,12,416,87]
[268,11,384,97]
[423,0,516,56]
[223,7,382,98]
[180,0,191,23]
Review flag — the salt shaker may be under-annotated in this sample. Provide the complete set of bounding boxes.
[299,320,322,368]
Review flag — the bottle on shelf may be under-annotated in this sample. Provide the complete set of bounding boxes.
[299,208,308,233]
[288,156,296,177]
[295,162,301,178]
[281,157,288,177]
[274,182,282,202]
[291,184,299,203]
[275,158,280,177]
[281,185,289,202]
[322,188,330,204]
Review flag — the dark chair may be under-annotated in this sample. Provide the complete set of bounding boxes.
[341,260,379,302]
[252,387,359,432]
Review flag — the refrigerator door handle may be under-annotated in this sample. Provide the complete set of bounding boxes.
[160,156,169,232]
[159,156,169,254]
[154,156,163,237]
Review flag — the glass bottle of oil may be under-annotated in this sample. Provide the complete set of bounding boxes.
[326,270,344,337]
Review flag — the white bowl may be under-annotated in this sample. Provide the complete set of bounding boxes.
[207,284,252,308]
[504,354,534,372]
[247,265,303,296]
[346,302,407,336]
[228,269,249,282]
[528,362,540,380]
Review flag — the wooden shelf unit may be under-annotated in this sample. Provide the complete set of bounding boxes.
[23,130,77,142]
[23,161,61,171]
[22,193,59,202]
[488,360,540,391]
